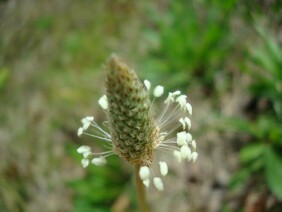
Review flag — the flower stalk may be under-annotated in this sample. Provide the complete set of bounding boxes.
[135,164,149,212]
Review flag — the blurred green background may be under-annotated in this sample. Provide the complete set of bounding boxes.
[0,0,281,211]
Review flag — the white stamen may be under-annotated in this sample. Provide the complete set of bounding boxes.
[179,118,185,130]
[186,132,192,142]
[173,150,182,163]
[81,116,93,125]
[144,79,151,90]
[143,179,150,188]
[159,161,168,176]
[91,157,107,166]
[153,177,164,191]
[192,140,196,149]
[81,117,93,130]
[81,118,87,125]
[98,95,108,110]
[184,117,191,129]
[77,127,83,137]
[82,122,91,131]
[154,85,164,97]
[81,158,90,168]
[83,151,91,158]
[177,131,187,146]
[139,166,150,180]
[176,95,187,108]
[86,116,94,122]
[91,122,111,138]
[158,135,166,143]
[173,90,181,96]
[180,145,192,160]
[164,91,181,104]
[186,103,192,115]
[164,92,174,104]
[77,145,91,154]
[191,152,198,163]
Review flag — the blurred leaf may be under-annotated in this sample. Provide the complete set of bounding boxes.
[264,146,282,199]
[67,143,130,210]
[0,68,9,91]
[33,16,53,30]
[274,100,282,121]
[63,34,81,54]
[248,27,282,115]
[141,0,233,91]
[229,157,263,190]
[251,47,277,76]
[222,115,282,144]
[255,116,282,144]
[219,117,254,135]
[240,143,264,164]
[256,26,282,70]
[228,168,251,190]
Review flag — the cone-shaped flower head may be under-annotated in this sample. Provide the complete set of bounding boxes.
[76,55,198,192]
[106,55,158,166]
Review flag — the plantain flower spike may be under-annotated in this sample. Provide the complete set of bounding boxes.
[76,55,198,191]
[106,55,158,166]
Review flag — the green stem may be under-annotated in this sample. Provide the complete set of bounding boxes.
[135,164,149,212]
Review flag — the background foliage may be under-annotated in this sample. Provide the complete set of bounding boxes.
[0,0,281,211]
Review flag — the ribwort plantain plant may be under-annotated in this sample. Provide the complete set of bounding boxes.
[76,55,198,211]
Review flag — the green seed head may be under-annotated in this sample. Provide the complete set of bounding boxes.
[105,55,159,166]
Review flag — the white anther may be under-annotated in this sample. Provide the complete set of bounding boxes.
[186,102,192,115]
[164,92,174,104]
[180,145,192,160]
[153,177,164,191]
[177,131,187,146]
[83,122,91,130]
[144,80,151,90]
[176,95,187,108]
[81,158,90,168]
[143,179,150,188]
[191,140,196,149]
[159,161,168,176]
[91,157,107,166]
[139,166,150,180]
[77,127,83,136]
[86,116,94,121]
[83,151,91,158]
[81,117,93,130]
[77,145,91,154]
[164,90,181,104]
[81,116,93,125]
[179,118,185,130]
[186,132,192,142]
[98,95,108,110]
[173,150,182,163]
[172,90,181,96]
[154,85,164,97]
[191,152,198,163]
[184,117,191,129]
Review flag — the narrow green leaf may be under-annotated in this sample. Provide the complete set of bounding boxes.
[264,147,282,199]
[228,169,250,190]
[0,68,9,91]
[240,143,264,164]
